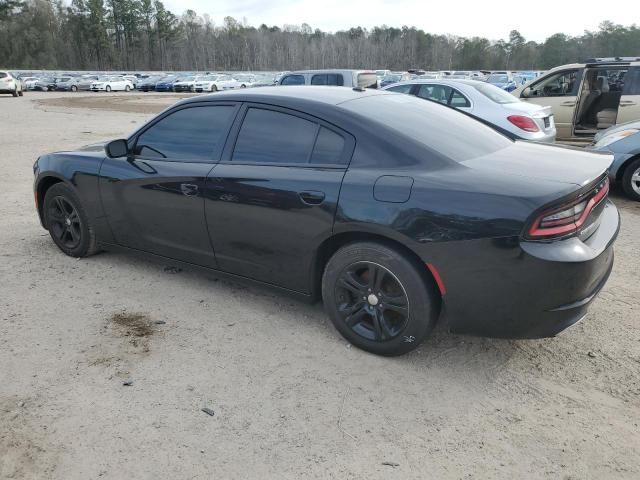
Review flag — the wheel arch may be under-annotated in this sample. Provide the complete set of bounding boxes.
[311,230,443,306]
[615,153,640,183]
[35,174,70,225]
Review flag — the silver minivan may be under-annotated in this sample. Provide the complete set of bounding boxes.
[278,69,378,89]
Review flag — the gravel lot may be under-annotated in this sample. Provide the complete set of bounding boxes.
[1,91,639,479]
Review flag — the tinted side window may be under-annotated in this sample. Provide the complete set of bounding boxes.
[311,74,344,86]
[280,75,305,86]
[449,89,471,108]
[233,108,317,164]
[623,68,640,95]
[135,106,235,162]
[386,84,413,94]
[416,84,452,104]
[310,128,346,165]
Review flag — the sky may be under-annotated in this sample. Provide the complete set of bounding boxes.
[163,0,634,42]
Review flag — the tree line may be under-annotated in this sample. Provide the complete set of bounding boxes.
[1,0,639,72]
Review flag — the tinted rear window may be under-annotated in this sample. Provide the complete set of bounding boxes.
[233,108,317,164]
[341,94,511,162]
[311,74,344,86]
[0,72,8,78]
[357,73,378,89]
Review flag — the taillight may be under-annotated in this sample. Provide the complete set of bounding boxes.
[528,178,609,239]
[507,115,539,132]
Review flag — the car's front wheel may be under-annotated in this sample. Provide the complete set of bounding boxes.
[211,85,217,92]
[125,85,130,92]
[322,242,440,356]
[105,85,111,92]
[43,183,99,258]
[621,157,640,201]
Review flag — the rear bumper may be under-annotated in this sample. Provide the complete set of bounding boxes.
[437,200,620,338]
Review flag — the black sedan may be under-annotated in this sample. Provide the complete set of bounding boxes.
[33,87,619,356]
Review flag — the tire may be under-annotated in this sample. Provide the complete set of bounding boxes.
[125,85,130,92]
[240,84,246,88]
[43,183,99,258]
[18,88,23,96]
[322,242,440,356]
[12,88,18,97]
[621,157,640,201]
[71,85,77,92]
[211,85,218,92]
[105,85,111,92]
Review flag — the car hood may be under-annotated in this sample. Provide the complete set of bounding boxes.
[593,119,640,142]
[462,141,612,187]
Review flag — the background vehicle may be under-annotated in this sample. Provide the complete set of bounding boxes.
[77,75,99,91]
[383,79,556,142]
[379,72,412,88]
[154,76,179,92]
[486,72,517,91]
[279,69,378,88]
[193,74,239,92]
[138,76,163,92]
[591,120,640,200]
[0,71,23,96]
[33,87,617,356]
[90,76,133,92]
[122,75,138,88]
[234,74,258,88]
[21,76,39,90]
[173,76,199,92]
[513,58,640,141]
[54,76,80,92]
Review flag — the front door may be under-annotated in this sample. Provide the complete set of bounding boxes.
[204,104,354,292]
[99,102,239,267]
[519,68,582,140]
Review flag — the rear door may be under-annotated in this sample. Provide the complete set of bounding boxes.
[518,68,582,140]
[617,67,640,124]
[204,104,354,292]
[99,102,239,267]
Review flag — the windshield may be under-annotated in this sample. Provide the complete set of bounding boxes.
[341,94,511,162]
[97,77,110,81]
[473,83,518,104]
[178,76,195,82]
[488,75,509,83]
[383,74,401,82]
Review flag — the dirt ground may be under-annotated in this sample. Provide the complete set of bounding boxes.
[1,91,639,480]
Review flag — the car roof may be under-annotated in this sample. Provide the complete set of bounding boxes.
[286,69,373,75]
[177,85,388,107]
[384,79,483,87]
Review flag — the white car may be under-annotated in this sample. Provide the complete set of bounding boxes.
[383,79,556,143]
[233,74,258,88]
[0,71,23,97]
[21,76,39,90]
[90,76,133,92]
[193,74,240,92]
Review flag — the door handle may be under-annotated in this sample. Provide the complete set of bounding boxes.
[298,190,325,205]
[620,101,636,107]
[180,183,199,196]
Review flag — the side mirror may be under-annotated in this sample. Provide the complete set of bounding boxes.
[105,139,129,158]
[521,86,532,98]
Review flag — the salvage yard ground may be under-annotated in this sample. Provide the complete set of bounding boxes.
[1,92,639,479]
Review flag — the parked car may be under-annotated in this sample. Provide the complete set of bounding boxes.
[122,75,138,88]
[234,74,258,88]
[54,76,81,92]
[154,76,179,92]
[90,76,133,92]
[383,79,556,142]
[33,77,55,91]
[278,70,378,88]
[173,76,199,92]
[0,70,23,97]
[486,73,518,92]
[77,75,99,91]
[379,72,412,88]
[449,71,486,81]
[138,76,163,92]
[591,119,640,200]
[33,87,618,356]
[21,76,39,90]
[193,74,239,92]
[513,58,640,141]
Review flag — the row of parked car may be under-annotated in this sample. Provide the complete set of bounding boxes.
[375,69,544,91]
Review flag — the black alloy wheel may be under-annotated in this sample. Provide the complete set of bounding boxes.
[335,261,409,342]
[43,183,99,258]
[47,196,82,250]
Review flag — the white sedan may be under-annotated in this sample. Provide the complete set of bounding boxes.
[90,76,133,92]
[194,74,240,92]
[383,79,556,143]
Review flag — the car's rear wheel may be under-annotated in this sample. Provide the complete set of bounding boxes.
[125,85,130,92]
[12,88,18,97]
[322,242,439,356]
[621,157,640,202]
[211,85,217,92]
[105,85,111,92]
[43,183,99,258]
[71,85,77,92]
[18,88,23,96]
